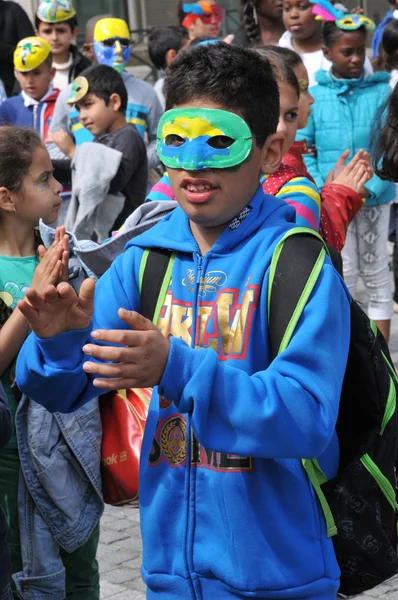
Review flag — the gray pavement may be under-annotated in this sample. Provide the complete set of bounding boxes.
[98,308,398,599]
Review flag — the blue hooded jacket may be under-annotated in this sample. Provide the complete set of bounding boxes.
[16,187,351,600]
[296,69,395,206]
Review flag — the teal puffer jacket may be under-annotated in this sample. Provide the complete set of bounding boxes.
[296,69,394,206]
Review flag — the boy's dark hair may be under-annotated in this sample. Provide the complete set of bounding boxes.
[164,42,279,148]
[0,127,42,193]
[382,18,398,71]
[79,64,128,113]
[373,87,398,182]
[255,46,301,98]
[148,26,188,71]
[322,21,367,47]
[35,14,78,32]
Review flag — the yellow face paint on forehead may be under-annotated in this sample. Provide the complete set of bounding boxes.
[161,116,224,140]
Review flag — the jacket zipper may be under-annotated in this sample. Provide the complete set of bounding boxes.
[33,104,38,131]
[184,251,205,599]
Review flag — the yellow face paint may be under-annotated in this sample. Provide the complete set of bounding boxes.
[161,116,224,141]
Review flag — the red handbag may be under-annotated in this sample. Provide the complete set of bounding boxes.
[100,388,152,506]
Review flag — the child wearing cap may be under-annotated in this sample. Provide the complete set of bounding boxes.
[48,64,148,235]
[0,37,59,140]
[35,0,91,91]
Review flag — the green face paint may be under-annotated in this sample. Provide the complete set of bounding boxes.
[156,108,254,171]
[33,172,50,192]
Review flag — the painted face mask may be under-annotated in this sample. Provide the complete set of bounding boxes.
[14,36,51,72]
[182,2,223,28]
[36,0,76,23]
[157,108,253,171]
[309,0,375,31]
[93,18,131,73]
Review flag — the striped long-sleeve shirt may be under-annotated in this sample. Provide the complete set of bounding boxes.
[147,169,321,231]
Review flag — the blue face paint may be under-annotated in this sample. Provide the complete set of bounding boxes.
[160,135,232,169]
[94,40,131,72]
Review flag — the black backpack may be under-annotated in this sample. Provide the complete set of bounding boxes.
[140,227,398,597]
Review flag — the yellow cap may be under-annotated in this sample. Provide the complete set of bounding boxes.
[36,0,76,24]
[14,37,51,72]
[94,18,130,43]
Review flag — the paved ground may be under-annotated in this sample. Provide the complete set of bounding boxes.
[98,292,398,599]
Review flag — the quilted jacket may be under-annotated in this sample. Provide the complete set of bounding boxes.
[296,69,395,207]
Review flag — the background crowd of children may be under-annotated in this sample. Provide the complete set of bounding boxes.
[0,0,397,598]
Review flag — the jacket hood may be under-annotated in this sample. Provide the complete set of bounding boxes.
[316,68,390,89]
[126,185,296,255]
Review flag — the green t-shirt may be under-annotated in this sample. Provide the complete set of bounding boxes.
[0,254,39,451]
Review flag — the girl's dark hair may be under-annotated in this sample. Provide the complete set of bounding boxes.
[322,21,367,48]
[164,42,280,148]
[242,1,261,47]
[373,86,398,182]
[382,19,398,72]
[255,46,300,98]
[0,127,42,192]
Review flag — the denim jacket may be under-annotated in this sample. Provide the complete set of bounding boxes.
[11,227,103,600]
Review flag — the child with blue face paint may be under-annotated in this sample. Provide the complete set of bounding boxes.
[16,42,351,600]
[46,17,163,170]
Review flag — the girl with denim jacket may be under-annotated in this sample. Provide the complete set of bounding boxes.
[0,127,102,599]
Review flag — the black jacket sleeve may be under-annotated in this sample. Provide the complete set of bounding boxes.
[108,128,145,193]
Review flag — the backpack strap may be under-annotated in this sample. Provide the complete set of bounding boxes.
[268,227,327,358]
[139,248,175,324]
[268,227,338,538]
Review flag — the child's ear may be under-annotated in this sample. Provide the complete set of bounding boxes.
[71,27,79,41]
[322,45,331,60]
[260,133,285,175]
[165,48,177,67]
[0,187,16,214]
[50,66,56,81]
[110,93,122,112]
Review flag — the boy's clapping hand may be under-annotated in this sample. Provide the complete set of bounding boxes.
[82,309,170,390]
[17,278,95,339]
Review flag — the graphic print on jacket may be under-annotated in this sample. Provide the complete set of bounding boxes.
[149,277,258,473]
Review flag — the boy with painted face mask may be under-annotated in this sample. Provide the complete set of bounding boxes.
[47,17,162,168]
[17,42,350,600]
[35,0,91,91]
[0,37,59,139]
